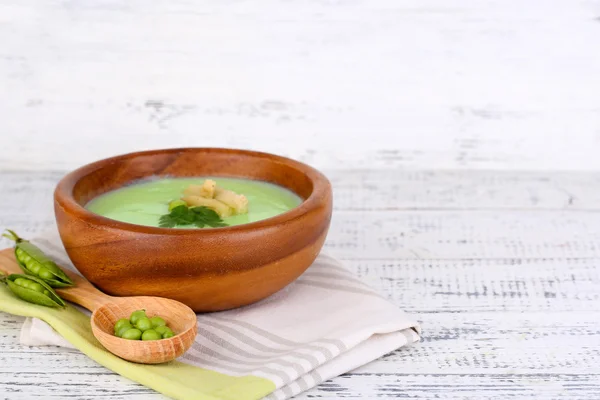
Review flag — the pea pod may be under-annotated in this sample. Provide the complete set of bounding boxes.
[3,273,65,308]
[2,230,73,288]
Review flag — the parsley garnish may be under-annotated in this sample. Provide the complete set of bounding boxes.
[159,205,228,228]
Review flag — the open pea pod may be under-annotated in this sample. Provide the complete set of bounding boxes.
[5,274,65,308]
[3,230,73,288]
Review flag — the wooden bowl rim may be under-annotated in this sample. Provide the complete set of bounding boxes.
[54,147,330,235]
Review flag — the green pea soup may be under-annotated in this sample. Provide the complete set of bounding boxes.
[85,177,303,228]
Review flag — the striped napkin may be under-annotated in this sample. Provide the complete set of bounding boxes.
[13,231,421,399]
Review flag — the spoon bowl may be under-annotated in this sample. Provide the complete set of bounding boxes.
[91,296,197,364]
[0,249,197,364]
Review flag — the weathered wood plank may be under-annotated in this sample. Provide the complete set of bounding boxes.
[1,258,597,316]
[0,370,163,399]
[326,210,600,259]
[359,312,600,375]
[4,170,600,212]
[3,312,599,375]
[4,210,600,260]
[4,171,600,260]
[1,169,600,399]
[2,311,599,397]
[298,373,600,399]
[328,170,600,211]
[1,1,600,171]
[4,370,598,400]
[3,371,599,400]
[345,258,600,313]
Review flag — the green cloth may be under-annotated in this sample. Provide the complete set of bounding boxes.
[0,285,276,400]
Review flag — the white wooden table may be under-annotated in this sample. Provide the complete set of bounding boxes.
[2,0,600,398]
[1,169,599,399]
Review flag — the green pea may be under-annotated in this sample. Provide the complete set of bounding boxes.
[21,281,35,289]
[168,200,188,211]
[129,310,147,325]
[3,230,73,288]
[154,326,172,336]
[150,316,166,328]
[38,269,54,280]
[135,317,152,332]
[114,318,131,332]
[162,331,174,339]
[141,329,162,341]
[21,281,36,290]
[115,323,133,338]
[13,278,28,287]
[121,328,142,340]
[29,282,45,293]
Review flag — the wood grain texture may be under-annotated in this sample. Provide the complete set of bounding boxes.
[345,258,600,313]
[1,169,599,399]
[5,168,600,212]
[53,148,332,311]
[1,0,600,172]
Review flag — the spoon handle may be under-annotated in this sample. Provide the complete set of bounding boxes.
[0,249,111,312]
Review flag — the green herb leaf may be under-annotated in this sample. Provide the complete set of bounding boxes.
[170,205,197,225]
[159,205,228,228]
[191,206,219,218]
[190,206,229,228]
[158,215,177,228]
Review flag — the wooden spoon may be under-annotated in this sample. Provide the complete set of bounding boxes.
[0,249,198,364]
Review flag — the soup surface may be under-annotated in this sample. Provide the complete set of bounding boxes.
[86,177,303,228]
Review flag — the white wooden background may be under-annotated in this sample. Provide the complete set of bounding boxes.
[1,0,600,399]
[2,0,600,170]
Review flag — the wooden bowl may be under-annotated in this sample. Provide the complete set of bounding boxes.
[54,148,332,312]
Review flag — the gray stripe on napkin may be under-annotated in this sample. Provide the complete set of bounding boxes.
[203,316,346,363]
[194,326,325,379]
[310,369,323,384]
[182,348,290,383]
[202,319,348,362]
[281,386,294,398]
[297,374,310,391]
[320,338,348,352]
[195,326,293,361]
[195,326,351,373]
[299,369,324,388]
[189,339,304,376]
[201,318,300,354]
[207,316,302,346]
[266,367,325,400]
[199,319,318,374]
